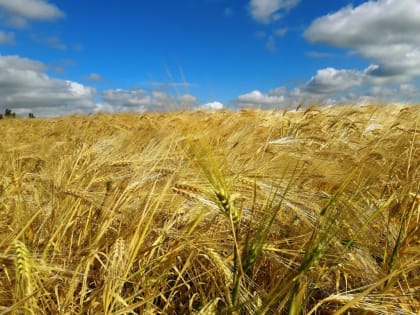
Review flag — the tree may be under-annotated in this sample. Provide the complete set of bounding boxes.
[28,113,35,118]
[4,108,12,117]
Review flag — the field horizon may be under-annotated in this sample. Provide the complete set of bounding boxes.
[0,103,419,314]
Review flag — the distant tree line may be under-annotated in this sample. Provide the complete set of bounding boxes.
[0,108,35,119]
[3,108,15,118]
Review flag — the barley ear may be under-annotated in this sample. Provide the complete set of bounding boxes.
[14,240,39,313]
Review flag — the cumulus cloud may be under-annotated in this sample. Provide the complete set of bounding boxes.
[236,64,420,109]
[304,67,366,95]
[237,85,350,109]
[199,101,224,110]
[249,0,300,23]
[152,90,177,109]
[0,55,96,116]
[245,0,420,105]
[236,86,326,109]
[178,94,197,108]
[0,54,45,71]
[239,0,420,109]
[0,0,63,26]
[0,30,15,44]
[304,0,420,83]
[365,83,420,101]
[399,83,417,96]
[237,77,420,109]
[101,89,151,112]
[100,89,198,113]
[238,90,285,107]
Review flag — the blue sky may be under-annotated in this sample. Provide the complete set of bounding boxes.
[0,0,419,116]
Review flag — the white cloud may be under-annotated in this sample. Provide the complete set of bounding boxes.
[249,0,300,23]
[199,101,224,110]
[237,89,293,108]
[100,89,199,113]
[236,65,420,109]
[0,0,63,24]
[237,78,420,109]
[102,89,151,111]
[239,0,420,109]
[178,94,197,108]
[0,30,15,44]
[0,55,96,116]
[399,83,417,96]
[67,81,91,97]
[304,0,420,83]
[304,67,365,94]
[152,90,178,109]
[365,83,419,102]
[237,86,342,109]
[91,103,116,114]
[0,55,45,71]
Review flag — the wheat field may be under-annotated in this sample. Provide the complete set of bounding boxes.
[0,104,419,314]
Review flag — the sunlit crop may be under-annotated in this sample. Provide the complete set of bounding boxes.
[0,104,419,314]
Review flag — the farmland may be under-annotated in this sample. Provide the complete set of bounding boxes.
[0,104,419,314]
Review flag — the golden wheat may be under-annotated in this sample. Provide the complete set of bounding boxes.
[0,104,419,314]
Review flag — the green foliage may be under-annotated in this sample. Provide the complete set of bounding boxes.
[5,108,12,117]
[4,108,16,118]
